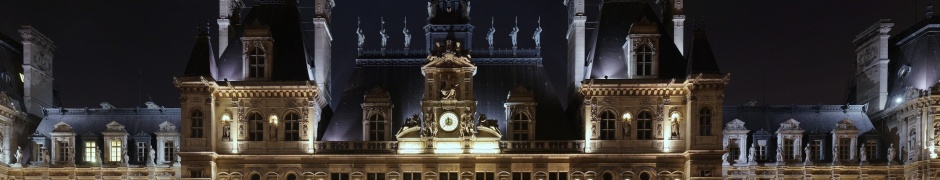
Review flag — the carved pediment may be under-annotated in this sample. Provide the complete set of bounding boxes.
[835,118,858,130]
[725,119,747,131]
[159,121,177,132]
[53,122,73,132]
[105,121,126,132]
[778,119,802,131]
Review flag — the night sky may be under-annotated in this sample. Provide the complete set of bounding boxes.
[0,0,935,108]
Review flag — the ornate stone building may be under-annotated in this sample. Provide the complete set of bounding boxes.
[4,0,940,180]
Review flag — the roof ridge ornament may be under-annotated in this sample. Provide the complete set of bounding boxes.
[487,17,496,48]
[357,17,364,48]
[510,16,519,48]
[404,17,412,48]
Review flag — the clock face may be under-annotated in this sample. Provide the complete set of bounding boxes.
[439,112,459,132]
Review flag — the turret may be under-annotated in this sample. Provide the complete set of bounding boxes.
[566,0,586,89]
[18,26,55,118]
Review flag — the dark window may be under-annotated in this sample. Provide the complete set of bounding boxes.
[191,170,203,178]
[477,172,496,180]
[698,108,712,136]
[758,144,767,160]
[248,46,266,78]
[190,109,204,138]
[57,141,69,162]
[284,113,300,141]
[511,113,531,140]
[403,172,421,180]
[164,141,174,162]
[136,142,146,162]
[252,174,261,180]
[248,113,265,141]
[331,173,350,180]
[368,173,385,180]
[639,172,651,180]
[810,140,822,160]
[368,114,386,141]
[602,173,612,180]
[637,111,653,140]
[636,45,654,76]
[784,139,794,160]
[864,140,877,161]
[729,139,740,160]
[512,172,530,180]
[839,138,851,160]
[600,111,616,140]
[288,174,298,180]
[548,172,567,180]
[440,172,458,180]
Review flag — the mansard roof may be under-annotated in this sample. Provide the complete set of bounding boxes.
[882,16,940,110]
[216,3,312,81]
[722,105,874,136]
[182,28,217,77]
[586,1,688,80]
[687,28,721,74]
[36,106,181,138]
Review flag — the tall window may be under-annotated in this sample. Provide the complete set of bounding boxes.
[57,141,69,162]
[699,108,712,136]
[439,172,458,180]
[288,174,298,180]
[368,114,386,141]
[331,173,350,180]
[164,141,175,162]
[636,45,654,76]
[190,109,204,138]
[548,172,567,180]
[252,174,262,180]
[758,144,767,160]
[729,139,740,160]
[248,113,265,141]
[137,142,146,162]
[783,139,794,160]
[477,172,496,180]
[864,140,877,161]
[367,173,385,180]
[511,113,531,140]
[284,113,300,141]
[84,142,96,163]
[636,111,653,140]
[511,172,530,180]
[109,139,122,162]
[402,172,421,180]
[248,46,266,78]
[810,140,822,160]
[599,111,616,140]
[839,138,851,160]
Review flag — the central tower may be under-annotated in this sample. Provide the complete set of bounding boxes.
[424,0,474,52]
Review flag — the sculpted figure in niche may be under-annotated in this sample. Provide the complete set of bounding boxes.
[14,146,22,165]
[671,120,680,138]
[622,122,631,137]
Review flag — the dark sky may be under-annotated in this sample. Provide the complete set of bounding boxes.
[0,0,935,108]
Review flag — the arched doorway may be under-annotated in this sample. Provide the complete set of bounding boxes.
[638,172,651,180]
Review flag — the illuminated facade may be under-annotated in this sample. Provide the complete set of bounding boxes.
[2,0,938,180]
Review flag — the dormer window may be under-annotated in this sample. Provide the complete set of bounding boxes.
[248,45,267,78]
[109,139,122,162]
[636,45,654,76]
[84,141,97,163]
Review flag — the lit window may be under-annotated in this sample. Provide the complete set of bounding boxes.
[164,141,175,162]
[190,109,204,138]
[284,113,301,141]
[511,113,531,140]
[636,45,654,76]
[699,108,712,136]
[636,111,653,140]
[248,46,266,78]
[757,144,767,160]
[84,142,96,163]
[248,113,265,141]
[109,139,122,162]
[599,111,616,140]
[368,114,386,141]
[839,138,851,160]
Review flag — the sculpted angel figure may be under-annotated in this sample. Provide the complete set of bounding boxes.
[804,146,811,163]
[888,143,896,162]
[533,17,542,47]
[860,146,868,162]
[379,17,389,48]
[776,146,784,162]
[510,17,519,48]
[403,18,412,47]
[356,17,365,48]
[487,17,496,47]
[748,145,756,163]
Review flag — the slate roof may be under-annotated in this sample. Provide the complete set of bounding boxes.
[213,3,313,81]
[182,28,217,77]
[586,1,688,80]
[883,16,940,110]
[687,28,721,74]
[722,105,874,135]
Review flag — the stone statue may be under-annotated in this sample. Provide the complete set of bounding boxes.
[356,17,365,48]
[122,149,128,164]
[888,143,896,162]
[223,124,231,141]
[860,146,868,162]
[833,146,839,162]
[40,149,49,164]
[804,146,811,163]
[96,149,103,165]
[465,1,471,17]
[14,146,22,165]
[440,87,457,100]
[622,123,631,137]
[68,147,75,163]
[379,17,389,48]
[776,146,784,162]
[532,17,542,48]
[748,145,756,163]
[671,120,679,137]
[427,1,435,18]
[148,147,156,165]
[510,17,519,48]
[721,151,729,164]
[487,17,495,48]
[403,17,411,48]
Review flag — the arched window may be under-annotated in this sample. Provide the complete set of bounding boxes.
[284,113,300,141]
[699,108,712,136]
[251,174,261,180]
[248,112,265,141]
[511,112,531,140]
[636,111,653,140]
[639,172,651,180]
[599,111,616,140]
[287,174,298,180]
[602,173,612,180]
[248,46,266,78]
[368,114,386,141]
[636,45,654,76]
[190,109,204,138]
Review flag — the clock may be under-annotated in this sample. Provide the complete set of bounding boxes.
[439,111,459,132]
